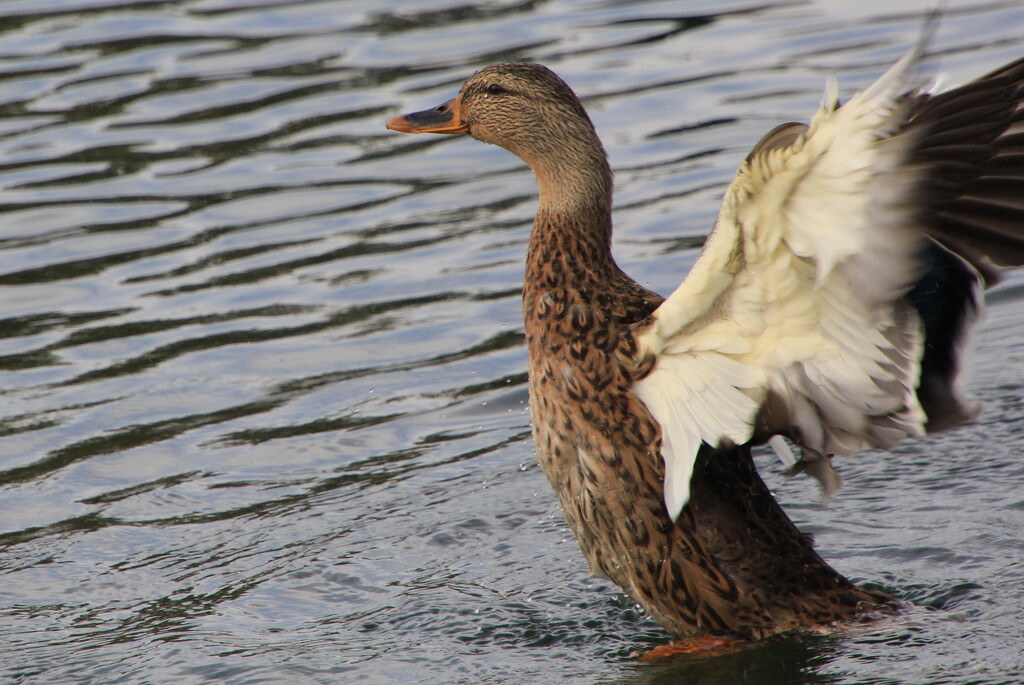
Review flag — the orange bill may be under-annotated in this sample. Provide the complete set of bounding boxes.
[386,96,468,134]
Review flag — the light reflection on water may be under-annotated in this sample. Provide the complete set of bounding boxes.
[0,0,1022,683]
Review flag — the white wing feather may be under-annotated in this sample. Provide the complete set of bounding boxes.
[633,35,936,521]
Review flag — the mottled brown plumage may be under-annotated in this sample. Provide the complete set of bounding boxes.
[522,199,886,637]
[386,56,1024,640]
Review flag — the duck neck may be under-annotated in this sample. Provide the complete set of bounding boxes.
[524,138,616,291]
[532,139,613,217]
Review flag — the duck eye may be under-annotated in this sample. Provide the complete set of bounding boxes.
[486,83,507,95]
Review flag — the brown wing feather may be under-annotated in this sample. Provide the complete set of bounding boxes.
[908,56,1024,282]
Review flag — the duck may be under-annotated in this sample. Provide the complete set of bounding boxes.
[386,32,1024,644]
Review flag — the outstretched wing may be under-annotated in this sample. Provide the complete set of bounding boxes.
[632,35,1024,521]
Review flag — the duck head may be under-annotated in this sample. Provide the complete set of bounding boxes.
[387,63,611,207]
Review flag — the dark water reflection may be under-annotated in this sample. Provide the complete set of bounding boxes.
[0,0,1022,683]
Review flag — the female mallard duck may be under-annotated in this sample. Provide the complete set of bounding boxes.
[387,36,1024,642]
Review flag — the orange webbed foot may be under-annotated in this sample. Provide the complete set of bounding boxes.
[634,635,745,662]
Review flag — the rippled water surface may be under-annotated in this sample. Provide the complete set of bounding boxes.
[1,0,1022,682]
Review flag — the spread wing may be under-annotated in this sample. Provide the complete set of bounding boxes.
[632,35,1024,521]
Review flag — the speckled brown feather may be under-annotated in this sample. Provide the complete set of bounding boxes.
[523,197,885,638]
